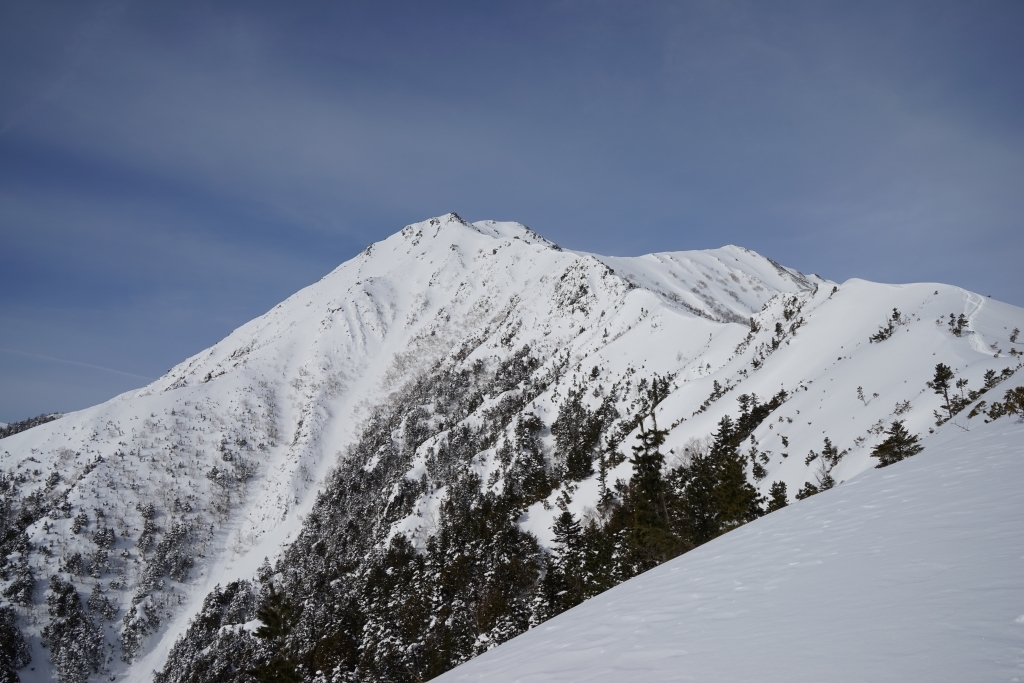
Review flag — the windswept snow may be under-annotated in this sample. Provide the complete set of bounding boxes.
[436,418,1024,683]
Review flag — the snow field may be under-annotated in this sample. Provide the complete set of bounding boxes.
[436,418,1024,683]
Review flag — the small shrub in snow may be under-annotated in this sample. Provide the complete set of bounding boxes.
[948,313,969,337]
[869,308,905,343]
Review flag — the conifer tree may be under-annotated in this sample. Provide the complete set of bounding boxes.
[948,313,968,336]
[675,415,762,547]
[625,375,678,565]
[766,481,788,512]
[252,585,300,683]
[821,437,846,468]
[985,386,1024,421]
[534,553,566,624]
[1003,386,1024,416]
[929,363,955,420]
[0,606,30,682]
[794,482,819,500]
[710,416,763,532]
[550,510,585,610]
[870,420,924,468]
[41,576,103,683]
[595,448,613,514]
[552,387,603,481]
[509,412,550,504]
[673,438,719,547]
[630,414,669,526]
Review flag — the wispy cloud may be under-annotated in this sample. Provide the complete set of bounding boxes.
[0,0,1021,417]
[0,347,155,381]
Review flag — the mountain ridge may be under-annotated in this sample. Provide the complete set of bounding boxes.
[1,213,1021,683]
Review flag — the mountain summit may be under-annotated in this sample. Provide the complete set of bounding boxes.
[1,215,1022,683]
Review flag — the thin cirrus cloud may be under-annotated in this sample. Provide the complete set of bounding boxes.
[0,347,154,382]
[0,0,1021,421]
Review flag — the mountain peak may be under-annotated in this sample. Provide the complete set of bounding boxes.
[2,215,1021,683]
[381,213,562,254]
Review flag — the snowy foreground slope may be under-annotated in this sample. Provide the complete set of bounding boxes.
[436,418,1024,683]
[0,213,1022,683]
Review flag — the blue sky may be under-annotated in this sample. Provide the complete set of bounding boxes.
[1,0,1022,422]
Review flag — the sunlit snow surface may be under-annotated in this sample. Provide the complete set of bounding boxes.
[437,419,1024,683]
[1,213,1022,681]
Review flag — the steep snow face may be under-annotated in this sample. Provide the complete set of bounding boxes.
[434,417,1024,683]
[0,213,1022,682]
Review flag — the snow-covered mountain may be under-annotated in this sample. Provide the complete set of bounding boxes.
[1,213,1021,683]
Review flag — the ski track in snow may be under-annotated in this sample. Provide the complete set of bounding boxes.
[1,213,1022,682]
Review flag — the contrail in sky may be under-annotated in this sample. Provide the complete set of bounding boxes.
[0,347,155,381]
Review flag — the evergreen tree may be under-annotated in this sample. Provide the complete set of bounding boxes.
[629,415,668,525]
[734,390,788,443]
[252,584,300,683]
[41,576,104,683]
[766,481,788,512]
[929,363,955,420]
[552,510,582,552]
[674,415,762,547]
[985,386,1024,421]
[549,510,585,610]
[750,448,767,482]
[672,439,719,547]
[870,420,924,468]
[624,376,679,566]
[710,416,763,532]
[0,606,30,683]
[534,553,566,625]
[509,412,550,503]
[1002,386,1024,416]
[552,387,603,481]
[821,437,846,468]
[252,657,301,683]
[794,482,819,500]
[595,447,613,514]
[869,309,902,342]
[254,584,292,642]
[948,313,968,336]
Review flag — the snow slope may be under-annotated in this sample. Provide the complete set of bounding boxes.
[436,417,1024,683]
[1,213,1022,682]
